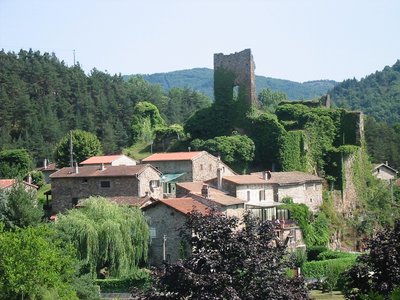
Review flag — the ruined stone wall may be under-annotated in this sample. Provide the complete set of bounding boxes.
[214,49,257,107]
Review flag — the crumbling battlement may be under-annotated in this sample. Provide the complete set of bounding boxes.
[214,49,257,107]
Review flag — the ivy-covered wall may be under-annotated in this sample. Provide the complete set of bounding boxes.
[279,130,306,172]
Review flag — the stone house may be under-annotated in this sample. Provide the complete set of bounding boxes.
[176,181,245,219]
[218,171,324,213]
[0,179,38,192]
[50,164,162,214]
[142,151,235,197]
[372,162,398,181]
[36,159,59,183]
[80,154,137,167]
[142,197,209,266]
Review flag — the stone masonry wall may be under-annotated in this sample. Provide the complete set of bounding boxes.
[51,176,139,213]
[144,205,188,266]
[214,49,257,107]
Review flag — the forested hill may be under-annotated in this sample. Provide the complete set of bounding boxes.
[0,50,210,165]
[330,60,400,124]
[128,68,337,100]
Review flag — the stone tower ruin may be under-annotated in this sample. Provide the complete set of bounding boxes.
[214,49,258,107]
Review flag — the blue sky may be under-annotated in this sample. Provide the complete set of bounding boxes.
[1,0,399,82]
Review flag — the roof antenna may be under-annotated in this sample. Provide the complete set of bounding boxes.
[70,130,73,167]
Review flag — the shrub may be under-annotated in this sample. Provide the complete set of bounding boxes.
[94,270,150,293]
[306,246,328,261]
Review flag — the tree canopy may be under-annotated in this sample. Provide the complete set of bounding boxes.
[131,101,166,144]
[0,149,32,179]
[0,224,79,300]
[0,183,43,230]
[0,50,210,165]
[191,134,255,173]
[55,197,149,278]
[134,211,309,299]
[343,220,400,299]
[54,129,102,168]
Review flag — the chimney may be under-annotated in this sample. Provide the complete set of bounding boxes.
[217,156,222,190]
[75,163,79,174]
[263,170,272,180]
[44,159,48,169]
[100,163,105,171]
[385,161,388,166]
[201,184,209,198]
[28,173,32,184]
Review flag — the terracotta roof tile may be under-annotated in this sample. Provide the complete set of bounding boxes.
[223,175,268,185]
[80,155,132,165]
[144,197,209,215]
[0,179,16,188]
[0,179,38,189]
[50,164,157,178]
[142,151,204,162]
[37,163,58,171]
[223,171,323,185]
[251,171,324,184]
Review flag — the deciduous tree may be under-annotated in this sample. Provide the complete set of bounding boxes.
[54,129,102,168]
[55,197,149,278]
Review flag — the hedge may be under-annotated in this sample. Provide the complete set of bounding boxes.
[302,257,357,280]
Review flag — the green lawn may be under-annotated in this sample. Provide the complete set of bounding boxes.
[310,290,344,300]
[123,141,152,161]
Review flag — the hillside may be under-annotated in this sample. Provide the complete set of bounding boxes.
[0,50,210,165]
[127,68,337,100]
[329,60,400,124]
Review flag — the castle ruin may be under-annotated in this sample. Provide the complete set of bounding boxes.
[214,49,258,107]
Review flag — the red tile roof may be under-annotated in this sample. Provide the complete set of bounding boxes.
[0,179,16,188]
[80,155,131,165]
[144,197,209,215]
[223,171,323,185]
[223,175,268,185]
[176,181,245,206]
[0,179,38,189]
[37,163,58,171]
[142,151,204,162]
[251,171,324,184]
[50,164,158,178]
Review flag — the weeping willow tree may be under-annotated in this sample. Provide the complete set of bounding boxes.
[55,197,149,278]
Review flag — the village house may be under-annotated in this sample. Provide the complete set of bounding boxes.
[80,154,137,167]
[142,151,235,197]
[36,159,59,183]
[0,179,38,192]
[50,164,162,214]
[372,162,398,181]
[216,171,324,213]
[142,197,209,266]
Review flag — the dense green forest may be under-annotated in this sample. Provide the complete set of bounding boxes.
[329,60,400,168]
[330,60,400,124]
[130,68,337,100]
[0,49,210,166]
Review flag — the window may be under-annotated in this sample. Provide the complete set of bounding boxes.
[81,178,88,184]
[150,180,160,188]
[200,164,203,171]
[209,164,212,171]
[100,181,110,188]
[247,191,250,201]
[72,197,79,207]
[259,190,265,201]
